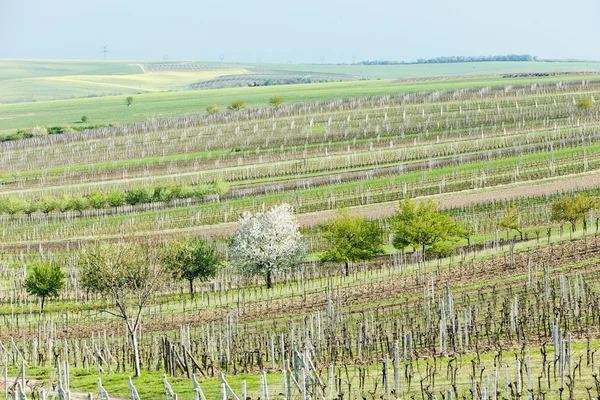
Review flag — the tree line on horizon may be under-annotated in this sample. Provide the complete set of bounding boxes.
[356,54,537,65]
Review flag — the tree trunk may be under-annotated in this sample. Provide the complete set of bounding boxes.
[130,326,141,377]
[266,270,272,289]
[344,261,349,277]
[41,296,45,312]
[422,243,426,263]
[189,279,195,299]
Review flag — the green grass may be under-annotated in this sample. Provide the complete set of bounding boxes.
[2,73,600,133]
[0,69,249,104]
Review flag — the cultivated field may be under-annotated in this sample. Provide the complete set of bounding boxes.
[1,74,600,399]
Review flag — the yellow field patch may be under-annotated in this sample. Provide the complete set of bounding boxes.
[47,69,249,92]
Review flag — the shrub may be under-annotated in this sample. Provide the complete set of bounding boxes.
[206,104,219,114]
[81,116,89,123]
[577,97,595,111]
[107,190,125,207]
[31,126,48,137]
[227,100,246,111]
[268,96,284,106]
[88,191,107,209]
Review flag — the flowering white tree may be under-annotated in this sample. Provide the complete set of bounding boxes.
[231,204,306,288]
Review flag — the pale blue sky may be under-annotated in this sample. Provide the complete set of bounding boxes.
[1,0,598,63]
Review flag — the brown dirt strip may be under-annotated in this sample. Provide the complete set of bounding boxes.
[3,235,600,342]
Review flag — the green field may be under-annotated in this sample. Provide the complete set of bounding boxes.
[2,73,600,133]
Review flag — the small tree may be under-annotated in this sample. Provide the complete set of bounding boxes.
[79,241,168,377]
[81,116,89,123]
[68,195,89,215]
[24,262,66,312]
[107,190,125,207]
[206,104,219,114]
[577,97,595,111]
[163,238,220,298]
[31,126,48,137]
[88,191,107,209]
[392,198,465,261]
[268,96,284,106]
[227,100,246,111]
[0,196,25,216]
[498,205,523,240]
[321,210,384,276]
[231,204,306,289]
[551,194,597,233]
[126,96,134,107]
[38,196,59,214]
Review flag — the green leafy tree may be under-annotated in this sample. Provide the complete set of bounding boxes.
[23,200,39,216]
[227,100,246,111]
[193,183,212,198]
[577,97,595,111]
[321,210,384,276]
[24,262,66,311]
[392,198,465,261]
[163,238,220,298]
[126,96,134,107]
[551,194,597,232]
[0,196,25,216]
[68,195,89,215]
[268,96,284,106]
[81,116,89,123]
[79,242,168,377]
[212,180,230,199]
[88,191,107,209]
[38,196,59,214]
[107,190,125,207]
[124,187,154,205]
[206,104,219,114]
[498,205,523,240]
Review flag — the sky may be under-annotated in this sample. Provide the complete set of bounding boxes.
[0,0,598,63]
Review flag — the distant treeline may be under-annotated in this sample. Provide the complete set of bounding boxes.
[358,54,537,65]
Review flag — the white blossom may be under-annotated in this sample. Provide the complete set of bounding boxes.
[230,203,306,287]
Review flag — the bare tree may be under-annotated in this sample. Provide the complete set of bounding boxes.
[78,241,168,377]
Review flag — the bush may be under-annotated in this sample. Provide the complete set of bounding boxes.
[268,96,284,106]
[88,191,107,209]
[31,126,48,137]
[47,126,71,135]
[38,196,59,214]
[577,97,595,111]
[206,104,219,114]
[81,116,89,123]
[107,190,125,207]
[68,196,89,214]
[227,100,246,111]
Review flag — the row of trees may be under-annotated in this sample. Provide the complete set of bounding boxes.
[0,181,229,216]
[498,194,597,240]
[205,96,285,114]
[357,54,536,65]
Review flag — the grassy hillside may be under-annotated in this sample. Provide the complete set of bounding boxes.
[3,59,600,104]
[1,73,599,133]
[0,68,249,103]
